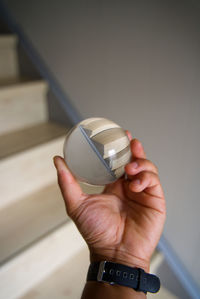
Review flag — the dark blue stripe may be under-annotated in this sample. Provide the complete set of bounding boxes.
[158,235,200,299]
[79,125,116,179]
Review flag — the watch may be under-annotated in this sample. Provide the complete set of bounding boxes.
[87,261,160,294]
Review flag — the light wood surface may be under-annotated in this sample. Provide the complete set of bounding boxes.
[91,128,130,158]
[0,80,48,134]
[20,246,89,299]
[0,33,87,299]
[0,136,65,209]
[0,77,35,87]
[0,35,18,48]
[0,122,68,159]
[106,145,131,170]
[0,183,66,264]
[0,35,19,81]
[0,221,85,299]
[81,117,120,138]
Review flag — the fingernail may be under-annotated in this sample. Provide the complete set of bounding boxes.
[53,156,66,172]
[132,162,138,169]
[125,130,132,141]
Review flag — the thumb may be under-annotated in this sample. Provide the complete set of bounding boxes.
[53,156,85,216]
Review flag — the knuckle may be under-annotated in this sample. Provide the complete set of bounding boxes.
[136,158,158,172]
[141,170,158,180]
[153,164,159,174]
[146,159,158,173]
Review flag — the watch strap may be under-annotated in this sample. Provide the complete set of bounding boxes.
[87,261,160,294]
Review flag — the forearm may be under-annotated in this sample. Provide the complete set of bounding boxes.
[81,282,146,299]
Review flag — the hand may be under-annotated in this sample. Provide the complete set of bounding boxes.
[54,136,166,272]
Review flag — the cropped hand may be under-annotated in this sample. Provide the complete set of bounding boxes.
[54,136,166,272]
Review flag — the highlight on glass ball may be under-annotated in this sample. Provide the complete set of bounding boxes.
[63,117,132,186]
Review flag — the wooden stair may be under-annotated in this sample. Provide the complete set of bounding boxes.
[0,122,67,159]
[0,35,19,81]
[0,222,86,299]
[0,183,66,264]
[0,33,84,299]
[0,79,48,135]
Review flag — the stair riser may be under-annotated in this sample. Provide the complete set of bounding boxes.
[0,36,19,80]
[0,136,65,209]
[0,48,19,81]
[0,221,86,299]
[0,81,48,135]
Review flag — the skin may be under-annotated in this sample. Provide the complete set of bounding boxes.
[53,134,166,298]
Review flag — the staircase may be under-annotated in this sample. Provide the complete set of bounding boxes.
[0,34,178,299]
[0,34,88,299]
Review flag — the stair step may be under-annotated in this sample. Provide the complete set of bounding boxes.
[20,247,89,299]
[0,35,18,47]
[0,35,19,80]
[0,79,48,135]
[0,221,85,299]
[0,77,32,87]
[0,183,66,265]
[0,122,67,159]
[0,134,66,209]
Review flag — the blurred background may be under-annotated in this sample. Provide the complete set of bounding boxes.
[0,0,199,298]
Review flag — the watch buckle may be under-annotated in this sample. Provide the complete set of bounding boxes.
[97,261,106,282]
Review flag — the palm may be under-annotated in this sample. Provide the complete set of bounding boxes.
[75,176,165,264]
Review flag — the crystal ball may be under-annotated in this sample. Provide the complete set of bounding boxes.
[63,117,132,186]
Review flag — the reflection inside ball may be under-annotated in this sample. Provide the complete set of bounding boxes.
[63,117,131,186]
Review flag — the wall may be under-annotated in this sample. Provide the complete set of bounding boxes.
[3,0,200,293]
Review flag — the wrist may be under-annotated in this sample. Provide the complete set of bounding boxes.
[89,248,150,273]
[82,281,146,299]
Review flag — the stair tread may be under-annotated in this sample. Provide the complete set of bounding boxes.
[20,247,89,299]
[0,78,48,95]
[0,34,18,47]
[0,122,68,159]
[0,183,66,265]
[0,78,49,135]
[0,77,37,87]
[0,135,65,209]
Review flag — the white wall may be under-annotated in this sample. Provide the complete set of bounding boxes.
[4,0,200,290]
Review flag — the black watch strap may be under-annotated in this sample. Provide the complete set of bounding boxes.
[87,261,160,294]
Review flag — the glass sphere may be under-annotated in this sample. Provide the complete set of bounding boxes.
[63,117,131,186]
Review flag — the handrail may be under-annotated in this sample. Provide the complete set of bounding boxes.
[158,235,200,299]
